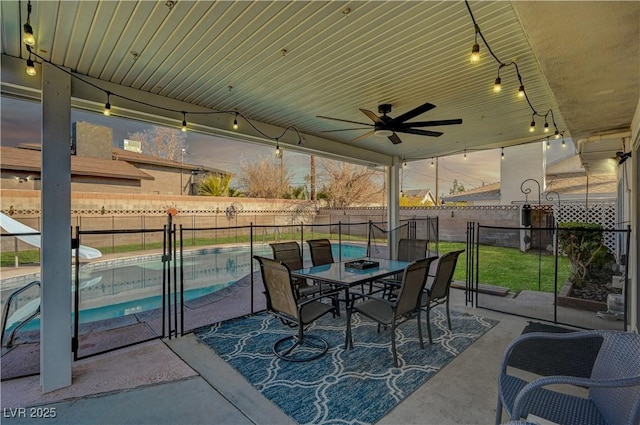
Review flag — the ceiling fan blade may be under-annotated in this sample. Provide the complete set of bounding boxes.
[398,118,463,128]
[388,133,403,144]
[351,130,375,143]
[388,102,436,125]
[360,109,383,124]
[316,115,373,127]
[318,127,373,133]
[396,128,444,137]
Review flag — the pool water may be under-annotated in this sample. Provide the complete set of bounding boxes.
[3,243,367,330]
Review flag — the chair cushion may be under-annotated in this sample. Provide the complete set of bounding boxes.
[300,300,334,325]
[354,299,393,324]
[499,375,607,425]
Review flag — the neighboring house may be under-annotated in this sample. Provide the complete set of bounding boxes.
[401,189,436,205]
[0,122,229,196]
[442,147,617,206]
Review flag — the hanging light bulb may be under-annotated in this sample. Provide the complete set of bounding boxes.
[501,148,504,160]
[23,2,35,46]
[402,161,407,168]
[181,112,187,132]
[23,23,35,46]
[470,25,480,63]
[562,138,566,148]
[232,113,239,131]
[544,121,550,133]
[25,57,36,76]
[517,84,525,99]
[430,158,434,166]
[529,117,536,133]
[546,139,550,149]
[493,76,502,93]
[470,43,480,63]
[275,139,282,158]
[464,150,467,159]
[103,92,111,116]
[554,130,560,139]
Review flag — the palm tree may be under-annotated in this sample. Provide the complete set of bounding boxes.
[199,174,232,197]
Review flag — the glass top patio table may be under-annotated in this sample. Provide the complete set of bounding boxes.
[290,257,411,288]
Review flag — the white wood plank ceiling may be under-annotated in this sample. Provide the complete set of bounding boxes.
[1,1,638,166]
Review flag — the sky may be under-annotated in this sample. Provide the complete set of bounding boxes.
[1,96,575,197]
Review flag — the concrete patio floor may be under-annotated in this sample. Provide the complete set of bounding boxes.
[1,287,548,425]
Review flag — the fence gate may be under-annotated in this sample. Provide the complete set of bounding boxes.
[466,221,630,331]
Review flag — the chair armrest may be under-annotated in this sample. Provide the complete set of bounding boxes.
[348,292,395,310]
[511,373,640,420]
[297,288,343,307]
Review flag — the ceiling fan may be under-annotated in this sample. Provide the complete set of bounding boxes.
[317,102,462,144]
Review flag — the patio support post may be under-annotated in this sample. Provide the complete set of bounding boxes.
[40,61,72,392]
[387,158,401,260]
[632,141,639,332]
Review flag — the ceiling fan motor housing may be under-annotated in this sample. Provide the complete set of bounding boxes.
[378,104,393,115]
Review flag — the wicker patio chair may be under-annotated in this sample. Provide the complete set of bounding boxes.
[254,256,340,362]
[495,330,640,425]
[345,257,437,367]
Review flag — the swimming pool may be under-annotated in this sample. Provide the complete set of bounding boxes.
[2,242,367,331]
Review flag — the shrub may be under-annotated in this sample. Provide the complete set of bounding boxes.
[557,222,614,288]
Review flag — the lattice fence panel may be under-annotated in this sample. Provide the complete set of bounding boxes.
[555,202,617,252]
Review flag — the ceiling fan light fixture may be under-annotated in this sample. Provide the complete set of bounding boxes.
[374,129,393,138]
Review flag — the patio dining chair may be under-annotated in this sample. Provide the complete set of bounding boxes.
[254,256,340,362]
[269,241,321,298]
[307,239,334,266]
[377,238,429,295]
[345,257,437,367]
[420,250,464,344]
[495,330,640,425]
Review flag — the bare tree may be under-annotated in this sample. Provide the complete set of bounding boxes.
[238,158,291,198]
[128,126,187,161]
[319,161,384,208]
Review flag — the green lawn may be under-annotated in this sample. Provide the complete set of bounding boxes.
[438,242,571,293]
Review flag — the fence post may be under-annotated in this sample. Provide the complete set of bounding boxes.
[250,223,254,315]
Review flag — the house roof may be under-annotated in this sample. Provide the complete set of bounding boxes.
[112,148,229,175]
[443,182,501,202]
[442,171,617,203]
[1,146,154,181]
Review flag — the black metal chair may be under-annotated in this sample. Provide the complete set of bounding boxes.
[345,257,437,367]
[420,250,464,343]
[307,239,334,266]
[269,241,320,298]
[254,256,339,362]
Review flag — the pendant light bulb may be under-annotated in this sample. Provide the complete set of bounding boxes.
[562,139,566,147]
[25,58,36,76]
[554,130,560,139]
[544,122,550,133]
[430,158,434,166]
[103,92,111,116]
[529,119,536,133]
[501,148,505,160]
[23,23,35,47]
[546,139,550,149]
[181,112,187,132]
[517,85,525,99]
[493,77,502,93]
[464,150,467,159]
[470,43,480,63]
[232,113,239,131]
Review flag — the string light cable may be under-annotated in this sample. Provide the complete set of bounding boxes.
[22,48,304,149]
[464,1,564,137]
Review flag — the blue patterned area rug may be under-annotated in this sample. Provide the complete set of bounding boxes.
[194,308,498,425]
